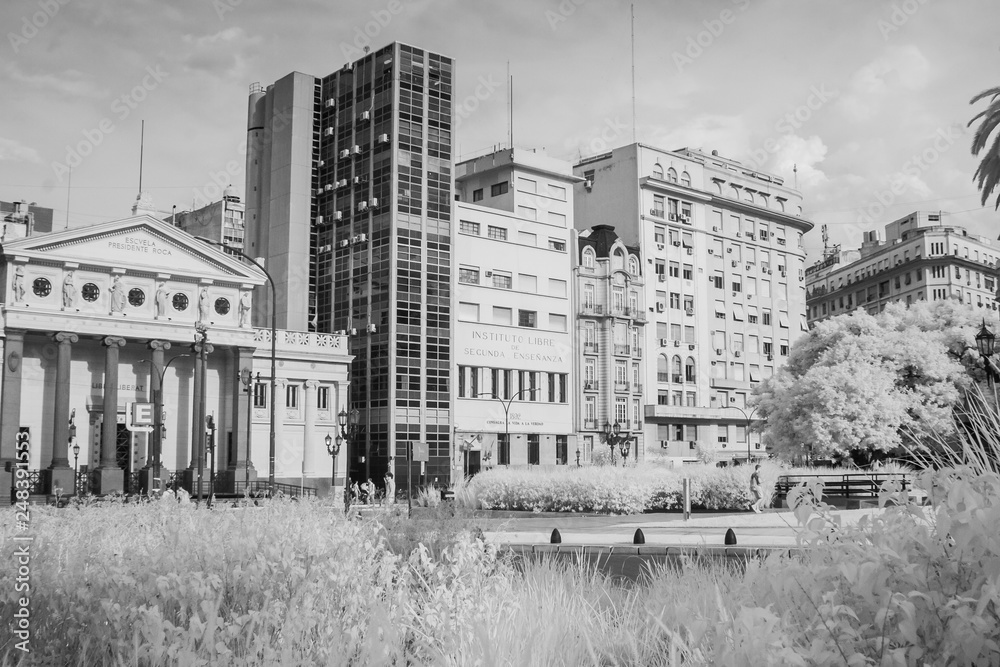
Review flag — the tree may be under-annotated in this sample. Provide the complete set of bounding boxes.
[969,86,1000,210]
[753,301,985,462]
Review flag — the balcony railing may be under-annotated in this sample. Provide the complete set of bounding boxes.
[580,304,604,316]
[584,419,598,429]
[613,344,631,356]
[583,342,599,354]
[583,381,599,391]
[657,372,670,383]
[614,381,630,392]
[633,383,643,393]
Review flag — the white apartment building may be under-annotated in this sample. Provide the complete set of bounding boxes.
[574,143,814,463]
[806,211,1000,324]
[453,148,579,472]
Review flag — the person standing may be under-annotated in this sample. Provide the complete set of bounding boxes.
[384,471,395,504]
[749,464,763,513]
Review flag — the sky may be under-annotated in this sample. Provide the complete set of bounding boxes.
[1,0,998,263]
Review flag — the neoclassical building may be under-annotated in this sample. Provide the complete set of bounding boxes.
[0,213,352,498]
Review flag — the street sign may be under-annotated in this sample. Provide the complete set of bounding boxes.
[125,402,154,433]
[412,441,428,462]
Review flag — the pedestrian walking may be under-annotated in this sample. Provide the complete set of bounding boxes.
[749,464,763,513]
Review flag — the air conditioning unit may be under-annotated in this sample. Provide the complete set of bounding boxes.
[708,249,714,255]
[357,201,369,212]
[337,179,348,188]
[370,198,379,208]
[342,62,355,72]
[349,328,358,336]
[315,188,324,195]
[319,244,332,253]
[318,159,326,167]
[655,303,665,312]
[734,350,742,357]
[324,128,334,137]
[334,211,343,221]
[659,338,669,346]
[686,248,693,255]
[780,271,787,277]
[672,241,681,247]
[746,233,754,240]
[727,248,733,254]
[325,98,335,108]
[367,323,376,333]
[377,133,389,144]
[688,344,695,350]
[315,215,324,224]
[679,215,690,223]
[358,110,370,122]
[715,348,723,355]
[339,149,350,159]
[584,179,593,190]
[674,340,681,347]
[335,329,347,335]
[484,271,493,278]
[736,231,742,237]
[669,213,678,221]
[656,243,665,251]
[712,226,719,232]
[340,239,350,248]
[732,261,738,267]
[685,308,694,315]
[350,145,361,155]
[357,233,367,242]
[767,270,773,275]
[584,382,594,390]
[324,184,334,192]
[767,354,773,361]
[746,264,752,270]
[352,176,363,185]
[658,275,666,282]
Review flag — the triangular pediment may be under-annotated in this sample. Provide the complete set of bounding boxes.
[4,214,265,285]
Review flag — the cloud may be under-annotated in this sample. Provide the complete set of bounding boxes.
[178,27,262,78]
[762,135,829,188]
[2,63,104,99]
[645,114,752,158]
[0,137,42,163]
[838,45,931,121]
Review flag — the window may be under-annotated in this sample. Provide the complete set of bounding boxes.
[549,278,567,297]
[683,264,693,280]
[583,284,595,308]
[517,205,537,220]
[549,313,567,331]
[472,188,483,202]
[518,310,537,328]
[459,220,480,235]
[458,301,479,321]
[491,181,509,196]
[669,261,680,278]
[685,357,696,383]
[286,384,298,409]
[519,274,537,292]
[493,307,512,325]
[519,231,537,246]
[487,225,507,240]
[556,436,568,465]
[517,177,537,193]
[667,167,678,183]
[317,386,329,410]
[548,238,566,252]
[548,184,567,200]
[653,163,663,179]
[670,293,680,309]
[214,297,230,315]
[528,434,540,465]
[172,293,189,311]
[762,310,772,326]
[253,382,267,408]
[492,273,512,289]
[615,397,628,423]
[128,288,146,307]
[582,248,595,268]
[653,194,665,216]
[459,267,479,284]
[82,283,100,302]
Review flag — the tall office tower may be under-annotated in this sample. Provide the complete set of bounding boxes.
[574,144,814,463]
[806,211,1000,326]
[245,42,455,486]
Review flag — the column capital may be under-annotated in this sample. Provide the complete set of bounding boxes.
[148,340,172,352]
[102,336,126,348]
[275,377,288,388]
[303,380,320,391]
[192,342,215,355]
[54,332,79,345]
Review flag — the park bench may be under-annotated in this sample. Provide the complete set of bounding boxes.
[773,472,911,507]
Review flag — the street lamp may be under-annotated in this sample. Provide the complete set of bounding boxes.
[475,388,538,465]
[72,438,80,494]
[601,420,632,467]
[723,405,759,463]
[239,368,259,493]
[975,319,1000,404]
[575,447,581,467]
[195,236,277,495]
[325,432,341,504]
[338,408,360,511]
[139,353,193,494]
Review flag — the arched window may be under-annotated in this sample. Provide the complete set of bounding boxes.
[657,355,669,381]
[612,248,625,272]
[652,163,664,179]
[680,171,691,187]
[667,167,678,183]
[582,247,595,268]
[628,256,639,276]
[685,357,696,383]
[672,355,682,377]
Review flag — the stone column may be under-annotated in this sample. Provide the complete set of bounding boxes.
[303,380,319,479]
[227,346,257,491]
[143,340,170,493]
[0,330,25,497]
[47,332,78,494]
[186,337,213,496]
[96,336,126,494]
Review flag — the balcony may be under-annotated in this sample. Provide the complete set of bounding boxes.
[632,383,643,394]
[583,342,599,354]
[580,303,604,317]
[657,372,671,383]
[633,347,643,359]
[614,381,631,392]
[583,380,599,391]
[613,344,631,356]
[584,419,598,429]
[645,404,719,420]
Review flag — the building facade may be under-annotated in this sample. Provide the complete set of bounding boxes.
[806,211,1000,324]
[453,148,578,473]
[0,214,352,498]
[573,143,813,463]
[573,224,647,464]
[2,199,53,241]
[245,42,454,486]
[173,186,247,258]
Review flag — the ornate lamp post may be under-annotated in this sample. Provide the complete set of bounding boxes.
[723,405,759,463]
[475,388,538,465]
[325,432,341,504]
[575,446,581,467]
[975,319,1000,405]
[72,439,80,494]
[239,368,258,493]
[601,420,632,467]
[338,408,360,511]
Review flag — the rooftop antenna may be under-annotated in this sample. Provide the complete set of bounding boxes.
[506,60,511,151]
[509,74,514,157]
[138,119,144,196]
[64,166,71,229]
[793,162,798,189]
[630,3,637,143]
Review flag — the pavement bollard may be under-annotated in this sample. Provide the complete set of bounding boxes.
[633,528,645,545]
[725,528,737,545]
[550,528,562,544]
